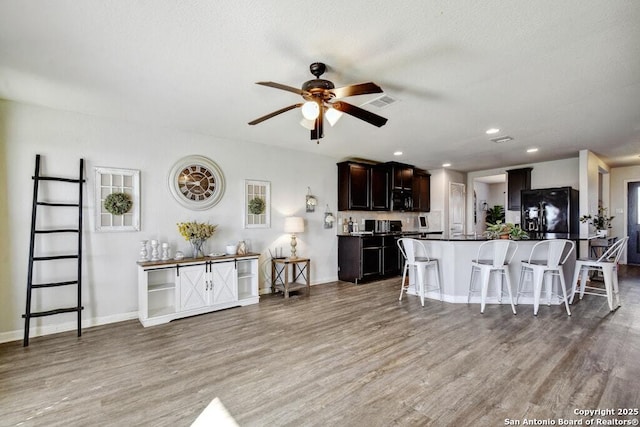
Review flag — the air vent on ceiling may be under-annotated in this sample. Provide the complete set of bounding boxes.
[490,136,514,144]
[365,94,398,109]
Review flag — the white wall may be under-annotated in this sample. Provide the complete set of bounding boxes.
[0,100,339,342]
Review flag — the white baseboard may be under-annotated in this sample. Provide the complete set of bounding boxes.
[0,311,139,344]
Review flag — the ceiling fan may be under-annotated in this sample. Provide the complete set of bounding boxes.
[248,62,388,142]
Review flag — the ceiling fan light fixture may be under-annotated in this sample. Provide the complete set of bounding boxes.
[325,107,343,127]
[300,117,316,130]
[301,101,320,120]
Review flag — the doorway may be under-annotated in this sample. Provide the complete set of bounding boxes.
[628,181,640,265]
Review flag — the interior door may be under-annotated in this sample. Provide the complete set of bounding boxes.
[449,182,465,235]
[628,181,640,265]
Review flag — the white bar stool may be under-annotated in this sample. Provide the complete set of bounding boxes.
[467,240,518,314]
[516,240,575,316]
[397,238,442,306]
[570,236,628,311]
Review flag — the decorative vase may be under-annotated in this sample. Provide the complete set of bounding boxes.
[596,229,608,237]
[190,238,205,258]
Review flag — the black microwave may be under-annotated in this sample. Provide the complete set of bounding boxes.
[391,190,413,211]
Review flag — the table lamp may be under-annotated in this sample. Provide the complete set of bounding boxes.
[284,216,304,259]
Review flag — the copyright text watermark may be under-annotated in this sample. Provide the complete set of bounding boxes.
[504,407,639,426]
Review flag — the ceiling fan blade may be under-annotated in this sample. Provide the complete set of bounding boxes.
[331,82,383,99]
[331,101,388,127]
[310,105,324,141]
[248,103,303,125]
[255,81,307,96]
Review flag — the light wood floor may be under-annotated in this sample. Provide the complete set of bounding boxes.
[2,266,639,426]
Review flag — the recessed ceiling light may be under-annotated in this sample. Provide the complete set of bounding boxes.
[393,151,403,156]
[486,128,500,135]
[442,163,451,167]
[527,148,539,153]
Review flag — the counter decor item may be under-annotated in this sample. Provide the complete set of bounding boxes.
[485,221,529,240]
[150,240,160,261]
[579,206,614,237]
[226,244,237,255]
[139,240,149,262]
[177,221,218,258]
[161,242,170,260]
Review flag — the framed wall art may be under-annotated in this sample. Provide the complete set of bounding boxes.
[95,167,140,232]
[244,180,270,229]
[168,155,225,210]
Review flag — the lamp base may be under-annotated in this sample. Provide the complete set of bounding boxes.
[290,234,298,259]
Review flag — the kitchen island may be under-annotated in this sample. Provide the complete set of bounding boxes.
[404,233,578,307]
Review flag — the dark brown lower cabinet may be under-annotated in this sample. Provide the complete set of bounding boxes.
[338,235,399,283]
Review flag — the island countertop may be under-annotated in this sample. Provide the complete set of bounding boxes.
[400,238,577,308]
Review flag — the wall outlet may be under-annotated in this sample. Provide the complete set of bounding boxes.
[616,208,624,214]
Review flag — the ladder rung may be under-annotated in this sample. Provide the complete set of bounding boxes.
[32,280,78,289]
[35,229,79,234]
[37,202,80,207]
[33,255,79,261]
[22,306,84,318]
[33,176,85,183]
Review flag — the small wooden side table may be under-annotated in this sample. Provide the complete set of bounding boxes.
[271,257,311,298]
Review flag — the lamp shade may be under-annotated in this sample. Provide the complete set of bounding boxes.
[284,216,304,233]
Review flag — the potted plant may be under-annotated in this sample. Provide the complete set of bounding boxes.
[508,225,530,240]
[484,221,511,239]
[579,206,614,237]
[484,221,529,240]
[485,205,505,225]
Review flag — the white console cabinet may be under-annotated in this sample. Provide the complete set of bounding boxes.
[138,254,259,327]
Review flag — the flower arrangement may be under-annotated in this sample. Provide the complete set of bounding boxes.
[104,192,132,216]
[484,221,529,240]
[579,206,614,230]
[176,221,218,241]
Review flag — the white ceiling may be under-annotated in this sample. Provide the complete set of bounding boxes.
[1,1,639,172]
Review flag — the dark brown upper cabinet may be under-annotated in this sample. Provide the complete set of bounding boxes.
[412,170,431,212]
[370,164,390,211]
[338,161,371,211]
[387,161,414,191]
[506,167,532,211]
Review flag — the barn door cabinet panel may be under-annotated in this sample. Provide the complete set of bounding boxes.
[507,167,532,211]
[138,255,259,327]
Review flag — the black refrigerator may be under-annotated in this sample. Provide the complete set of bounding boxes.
[520,187,579,234]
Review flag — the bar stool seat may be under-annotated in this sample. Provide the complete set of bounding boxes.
[398,238,442,306]
[570,236,628,311]
[467,240,517,314]
[516,240,574,316]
